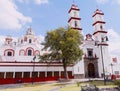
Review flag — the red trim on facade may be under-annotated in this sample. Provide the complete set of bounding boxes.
[0,62,74,67]
[4,49,15,56]
[92,12,104,17]
[24,36,27,42]
[68,8,80,13]
[5,38,13,41]
[93,31,107,35]
[19,49,26,56]
[0,76,74,85]
[0,65,73,67]
[26,47,34,56]
[0,61,62,64]
[92,21,106,26]
[68,17,81,22]
[34,50,40,55]
[72,28,82,30]
[98,44,109,46]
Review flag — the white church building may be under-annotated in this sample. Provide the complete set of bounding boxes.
[0,4,115,84]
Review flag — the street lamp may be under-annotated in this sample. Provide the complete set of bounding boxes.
[110,63,114,75]
[32,56,36,84]
[95,36,108,85]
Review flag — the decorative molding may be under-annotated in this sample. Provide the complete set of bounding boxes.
[68,17,81,22]
[93,31,107,35]
[92,21,106,26]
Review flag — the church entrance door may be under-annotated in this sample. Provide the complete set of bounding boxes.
[88,63,95,78]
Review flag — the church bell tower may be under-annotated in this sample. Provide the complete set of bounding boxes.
[92,9,108,43]
[68,4,82,31]
[92,9,109,77]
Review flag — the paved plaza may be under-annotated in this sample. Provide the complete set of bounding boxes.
[0,79,119,91]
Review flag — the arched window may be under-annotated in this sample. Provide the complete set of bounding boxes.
[7,52,12,56]
[26,47,34,56]
[4,49,14,56]
[29,39,32,43]
[28,50,32,56]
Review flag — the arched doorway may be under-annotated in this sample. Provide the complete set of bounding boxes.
[88,63,95,78]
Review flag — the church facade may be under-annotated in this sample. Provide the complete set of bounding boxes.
[0,4,111,84]
[69,4,110,79]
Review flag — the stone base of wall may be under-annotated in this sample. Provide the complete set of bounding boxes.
[74,74,85,79]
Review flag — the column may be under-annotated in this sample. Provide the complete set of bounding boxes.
[4,72,6,79]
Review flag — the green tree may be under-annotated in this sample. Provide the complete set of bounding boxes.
[40,27,83,79]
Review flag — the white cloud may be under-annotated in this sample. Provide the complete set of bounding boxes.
[96,0,120,5]
[38,35,45,42]
[113,0,120,5]
[18,0,29,4]
[96,0,108,4]
[0,0,32,30]
[17,0,48,5]
[108,29,120,63]
[34,0,48,4]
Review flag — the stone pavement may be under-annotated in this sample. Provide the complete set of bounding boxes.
[0,84,23,90]
[99,87,120,91]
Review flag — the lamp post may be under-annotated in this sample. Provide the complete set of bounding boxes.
[32,56,36,84]
[110,63,114,75]
[100,44,106,85]
[95,36,108,85]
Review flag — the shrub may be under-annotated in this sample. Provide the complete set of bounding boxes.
[76,81,81,87]
[113,80,120,87]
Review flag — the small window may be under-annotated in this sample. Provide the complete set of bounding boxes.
[87,49,93,57]
[28,50,32,56]
[7,52,12,56]
[75,21,78,27]
[74,12,77,17]
[29,39,32,43]
[115,71,119,75]
[21,40,23,44]
[100,25,103,30]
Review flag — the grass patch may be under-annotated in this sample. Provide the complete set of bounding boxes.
[0,83,58,91]
[0,80,117,91]
[59,84,80,91]
[81,80,114,86]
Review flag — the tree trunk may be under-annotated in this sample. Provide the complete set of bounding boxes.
[62,58,68,80]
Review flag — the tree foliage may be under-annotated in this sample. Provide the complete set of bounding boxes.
[40,27,83,79]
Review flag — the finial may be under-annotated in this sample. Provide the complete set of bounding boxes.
[96,5,99,10]
[73,0,76,4]
[73,0,75,3]
[30,25,32,29]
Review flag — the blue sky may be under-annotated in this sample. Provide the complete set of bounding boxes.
[0,0,120,62]
[0,0,120,36]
